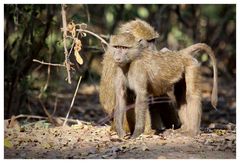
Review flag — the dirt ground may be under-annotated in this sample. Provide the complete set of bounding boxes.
[4,75,236,159]
[4,121,236,159]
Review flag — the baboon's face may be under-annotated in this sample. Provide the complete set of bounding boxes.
[111,39,150,67]
[112,46,131,66]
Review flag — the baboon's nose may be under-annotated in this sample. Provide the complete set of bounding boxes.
[115,58,121,62]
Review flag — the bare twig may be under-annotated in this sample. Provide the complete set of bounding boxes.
[33,59,65,67]
[27,98,33,114]
[63,75,82,126]
[85,4,91,23]
[51,97,58,116]
[44,38,52,88]
[32,64,43,72]
[68,30,81,58]
[97,97,171,125]
[38,51,52,98]
[76,29,109,46]
[38,99,54,124]
[66,35,74,39]
[45,45,52,90]
[99,34,110,39]
[61,4,72,84]
[5,114,46,121]
[5,114,91,125]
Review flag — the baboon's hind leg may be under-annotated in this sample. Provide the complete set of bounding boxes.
[184,64,202,136]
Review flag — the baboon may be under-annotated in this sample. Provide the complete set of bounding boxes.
[99,19,180,134]
[110,33,218,138]
[117,18,159,50]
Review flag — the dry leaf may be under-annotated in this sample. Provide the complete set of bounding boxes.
[67,22,76,37]
[74,50,83,65]
[4,138,13,148]
[67,22,74,31]
[214,129,227,136]
[79,23,87,30]
[72,30,76,38]
[81,32,87,37]
[74,39,82,51]
[42,142,52,149]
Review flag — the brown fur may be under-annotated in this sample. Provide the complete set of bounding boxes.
[117,19,159,41]
[110,33,218,138]
[99,20,180,135]
[179,43,218,108]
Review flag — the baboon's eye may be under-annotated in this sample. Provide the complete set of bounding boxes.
[122,46,129,49]
[114,46,120,49]
[114,46,129,49]
[147,39,156,43]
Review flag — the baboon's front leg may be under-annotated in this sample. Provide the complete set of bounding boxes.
[114,70,127,138]
[131,89,148,138]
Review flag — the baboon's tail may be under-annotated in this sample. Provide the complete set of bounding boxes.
[180,43,218,109]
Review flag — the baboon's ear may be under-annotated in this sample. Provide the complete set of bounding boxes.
[138,39,148,48]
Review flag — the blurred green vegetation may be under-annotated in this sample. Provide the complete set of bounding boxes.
[4,4,236,118]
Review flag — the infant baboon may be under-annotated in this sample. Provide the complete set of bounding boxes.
[110,33,218,138]
[117,18,159,50]
[99,19,180,134]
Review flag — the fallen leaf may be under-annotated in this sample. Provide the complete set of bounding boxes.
[71,124,84,129]
[4,138,13,148]
[42,142,52,149]
[142,144,149,151]
[214,129,227,136]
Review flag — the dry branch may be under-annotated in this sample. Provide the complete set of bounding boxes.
[31,5,110,128]
[5,114,90,125]
[33,59,65,67]
[39,99,54,124]
[51,97,58,116]
[61,4,72,84]
[97,98,171,125]
[77,29,109,46]
[63,75,82,126]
